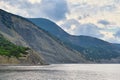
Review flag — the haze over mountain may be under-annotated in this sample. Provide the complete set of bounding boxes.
[29,18,120,63]
[0,9,86,64]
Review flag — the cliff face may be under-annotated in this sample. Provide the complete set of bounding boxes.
[0,9,87,64]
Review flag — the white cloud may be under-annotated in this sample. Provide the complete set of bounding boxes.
[57,0,120,43]
[28,0,42,4]
[100,30,120,43]
[65,24,77,34]
[61,19,103,38]
[100,31,114,39]
[0,1,30,17]
[68,0,111,5]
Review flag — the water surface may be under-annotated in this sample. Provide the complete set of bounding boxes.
[0,64,120,80]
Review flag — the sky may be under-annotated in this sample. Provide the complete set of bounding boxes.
[0,0,120,43]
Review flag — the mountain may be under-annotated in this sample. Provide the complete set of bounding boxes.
[0,9,86,64]
[113,43,120,48]
[29,18,120,63]
[28,18,70,39]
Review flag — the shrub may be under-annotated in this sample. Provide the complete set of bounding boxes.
[0,34,29,57]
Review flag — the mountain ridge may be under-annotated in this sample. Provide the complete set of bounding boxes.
[29,18,120,63]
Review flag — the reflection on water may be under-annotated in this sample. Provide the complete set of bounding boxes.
[0,64,120,80]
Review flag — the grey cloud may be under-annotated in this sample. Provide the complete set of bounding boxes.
[77,23,103,38]
[114,30,120,38]
[39,0,69,21]
[98,20,110,25]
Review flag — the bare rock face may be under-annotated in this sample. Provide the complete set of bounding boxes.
[0,9,87,64]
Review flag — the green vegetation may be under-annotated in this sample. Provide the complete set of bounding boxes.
[0,34,29,58]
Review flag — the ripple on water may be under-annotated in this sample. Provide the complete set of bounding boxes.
[0,64,120,80]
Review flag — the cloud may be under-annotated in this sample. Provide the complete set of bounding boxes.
[0,0,120,43]
[98,20,110,25]
[100,30,120,43]
[100,31,114,39]
[77,23,103,38]
[58,0,120,43]
[60,18,120,43]
[67,0,118,6]
[114,30,120,38]
[66,0,117,20]
[0,0,68,21]
[61,19,103,38]
[65,0,120,27]
[0,0,31,17]
[39,0,68,21]
[60,19,80,34]
[28,0,42,4]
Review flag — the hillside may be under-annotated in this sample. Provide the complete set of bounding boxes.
[0,34,29,57]
[0,34,45,65]
[0,9,86,64]
[29,18,70,38]
[29,18,120,63]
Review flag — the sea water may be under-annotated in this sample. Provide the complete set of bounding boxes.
[0,64,120,80]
